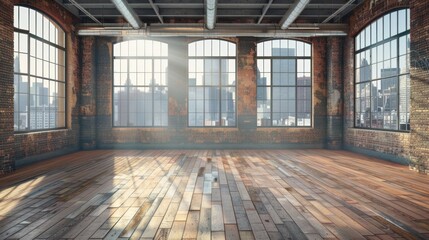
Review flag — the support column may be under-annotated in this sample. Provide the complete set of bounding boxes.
[326,37,343,149]
[237,38,257,132]
[80,37,97,150]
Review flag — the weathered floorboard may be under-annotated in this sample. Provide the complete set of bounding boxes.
[0,149,428,239]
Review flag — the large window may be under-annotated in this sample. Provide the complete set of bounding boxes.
[355,9,410,131]
[188,40,236,127]
[13,6,66,131]
[113,40,168,127]
[257,40,312,127]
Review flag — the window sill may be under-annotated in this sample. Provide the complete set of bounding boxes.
[14,128,70,135]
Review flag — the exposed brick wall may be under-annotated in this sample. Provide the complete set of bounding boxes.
[344,0,412,164]
[0,0,80,173]
[0,0,15,173]
[348,0,410,37]
[409,0,429,173]
[94,37,328,147]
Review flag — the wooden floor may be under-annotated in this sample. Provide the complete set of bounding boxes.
[0,150,429,240]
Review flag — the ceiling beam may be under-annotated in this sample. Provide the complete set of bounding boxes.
[148,0,164,24]
[279,0,311,30]
[77,23,348,37]
[257,0,273,24]
[62,2,353,10]
[68,0,102,24]
[110,0,143,29]
[322,0,355,23]
[205,0,217,30]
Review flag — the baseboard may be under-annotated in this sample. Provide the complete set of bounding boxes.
[98,143,324,150]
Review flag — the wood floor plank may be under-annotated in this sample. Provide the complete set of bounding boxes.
[0,149,428,240]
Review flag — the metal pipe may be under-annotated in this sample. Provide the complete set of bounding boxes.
[77,23,347,37]
[205,0,217,30]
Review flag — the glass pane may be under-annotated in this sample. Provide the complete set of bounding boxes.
[398,9,406,33]
[383,14,390,39]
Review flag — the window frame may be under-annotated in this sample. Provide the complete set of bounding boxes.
[354,8,411,132]
[13,5,67,133]
[256,39,313,128]
[112,39,169,128]
[187,39,237,128]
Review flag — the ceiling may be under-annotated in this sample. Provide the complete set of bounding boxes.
[55,0,363,36]
[58,0,362,25]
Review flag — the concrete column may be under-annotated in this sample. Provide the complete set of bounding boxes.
[80,37,97,150]
[326,37,343,149]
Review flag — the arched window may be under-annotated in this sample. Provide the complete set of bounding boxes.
[188,39,236,127]
[256,39,312,127]
[355,9,410,131]
[14,6,66,131]
[113,40,168,127]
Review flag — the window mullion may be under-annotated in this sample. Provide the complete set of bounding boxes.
[152,58,155,127]
[219,58,222,126]
[27,34,31,130]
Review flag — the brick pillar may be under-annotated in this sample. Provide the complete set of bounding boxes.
[96,39,112,143]
[0,0,15,174]
[326,37,343,149]
[237,38,257,132]
[80,37,97,150]
[409,0,429,173]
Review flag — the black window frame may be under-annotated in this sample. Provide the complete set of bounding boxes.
[354,8,411,132]
[187,39,237,128]
[256,39,313,128]
[112,40,169,128]
[13,5,67,133]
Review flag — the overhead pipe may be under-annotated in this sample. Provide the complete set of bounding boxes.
[205,0,217,30]
[77,23,347,37]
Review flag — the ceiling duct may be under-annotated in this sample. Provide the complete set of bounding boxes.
[205,0,217,30]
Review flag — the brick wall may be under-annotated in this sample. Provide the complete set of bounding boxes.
[0,0,15,173]
[409,0,429,173]
[344,0,413,165]
[0,0,80,172]
[94,37,328,148]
